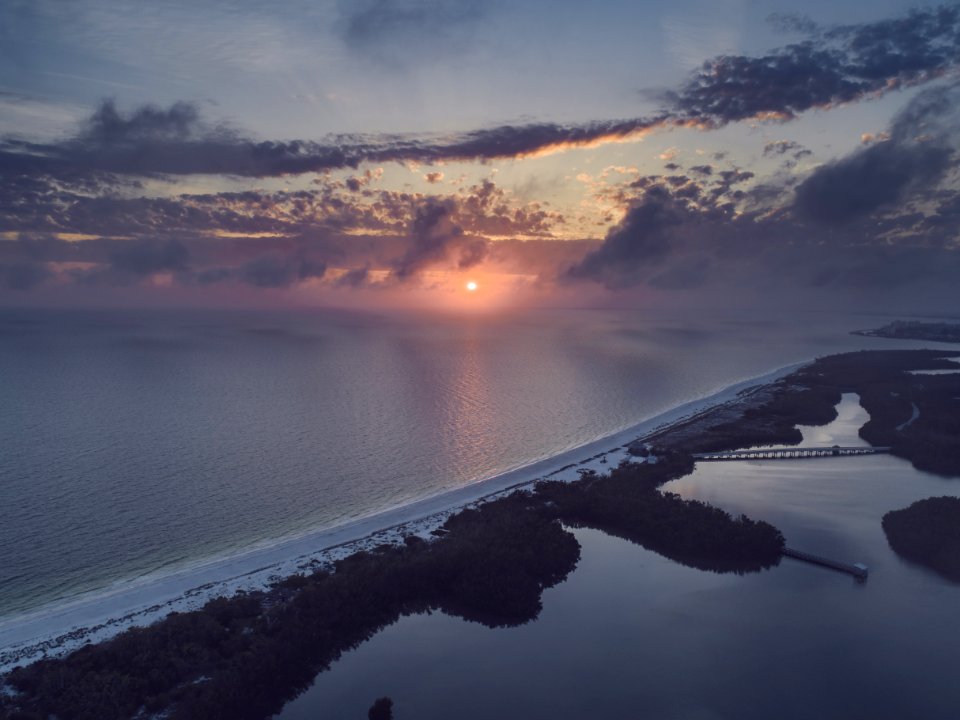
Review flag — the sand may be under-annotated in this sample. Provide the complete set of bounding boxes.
[0,361,805,672]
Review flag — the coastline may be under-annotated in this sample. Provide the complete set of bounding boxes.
[0,359,807,672]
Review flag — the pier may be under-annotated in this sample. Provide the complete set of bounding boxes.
[782,547,869,580]
[692,445,890,461]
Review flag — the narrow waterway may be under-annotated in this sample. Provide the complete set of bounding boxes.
[279,394,960,720]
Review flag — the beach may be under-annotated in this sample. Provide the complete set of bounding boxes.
[0,360,805,672]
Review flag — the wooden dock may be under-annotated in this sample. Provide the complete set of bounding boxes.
[782,547,869,580]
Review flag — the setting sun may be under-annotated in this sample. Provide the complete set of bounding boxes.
[466,281,478,292]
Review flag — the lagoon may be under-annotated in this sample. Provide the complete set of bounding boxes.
[279,395,960,719]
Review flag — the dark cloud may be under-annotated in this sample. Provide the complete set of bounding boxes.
[648,255,711,290]
[392,198,478,279]
[1,7,957,183]
[0,174,559,294]
[240,255,327,288]
[666,5,960,125]
[793,83,958,223]
[3,6,960,305]
[565,85,960,299]
[9,81,955,300]
[107,238,189,276]
[457,238,487,269]
[338,0,487,65]
[337,267,370,288]
[81,101,209,145]
[0,103,666,179]
[0,262,50,290]
[793,140,952,223]
[0,171,560,252]
[763,140,812,159]
[0,99,355,178]
[566,168,960,297]
[567,191,691,288]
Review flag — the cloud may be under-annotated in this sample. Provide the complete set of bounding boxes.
[0,102,672,179]
[665,5,960,125]
[337,0,487,65]
[793,83,958,223]
[565,84,960,301]
[81,100,209,145]
[0,169,561,251]
[3,6,960,307]
[567,189,691,288]
[1,7,957,184]
[108,238,189,276]
[566,174,960,299]
[239,255,327,288]
[6,80,956,304]
[793,139,952,224]
[336,267,370,287]
[391,198,486,280]
[762,140,811,159]
[0,176,556,292]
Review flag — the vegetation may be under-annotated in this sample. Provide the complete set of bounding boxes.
[882,497,960,582]
[854,320,960,344]
[6,348,957,720]
[0,496,578,720]
[639,375,843,456]
[811,350,960,476]
[0,460,783,720]
[535,453,784,573]
[0,465,785,719]
[645,349,960,477]
[368,697,393,720]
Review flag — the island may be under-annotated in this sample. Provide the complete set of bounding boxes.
[853,320,960,344]
[882,497,960,582]
[2,348,959,720]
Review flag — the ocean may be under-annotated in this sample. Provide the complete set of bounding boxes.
[0,306,928,621]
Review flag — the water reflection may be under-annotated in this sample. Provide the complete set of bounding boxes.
[2,307,944,617]
[279,395,960,719]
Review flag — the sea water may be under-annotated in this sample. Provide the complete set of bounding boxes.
[0,306,943,620]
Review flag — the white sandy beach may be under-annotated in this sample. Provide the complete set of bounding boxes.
[0,361,806,672]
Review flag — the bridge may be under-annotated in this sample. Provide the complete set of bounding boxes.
[782,547,869,581]
[692,445,890,461]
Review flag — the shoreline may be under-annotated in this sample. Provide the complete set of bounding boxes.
[0,360,806,671]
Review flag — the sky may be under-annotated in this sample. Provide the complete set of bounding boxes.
[1,0,959,313]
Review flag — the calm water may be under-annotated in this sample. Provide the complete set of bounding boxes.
[280,396,960,720]
[0,307,938,619]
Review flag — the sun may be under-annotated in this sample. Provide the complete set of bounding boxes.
[466,280,478,292]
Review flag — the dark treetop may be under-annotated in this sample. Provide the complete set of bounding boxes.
[883,497,960,582]
[853,320,960,344]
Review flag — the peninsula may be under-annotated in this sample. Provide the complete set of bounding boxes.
[883,497,960,582]
[853,320,960,344]
[2,349,959,720]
